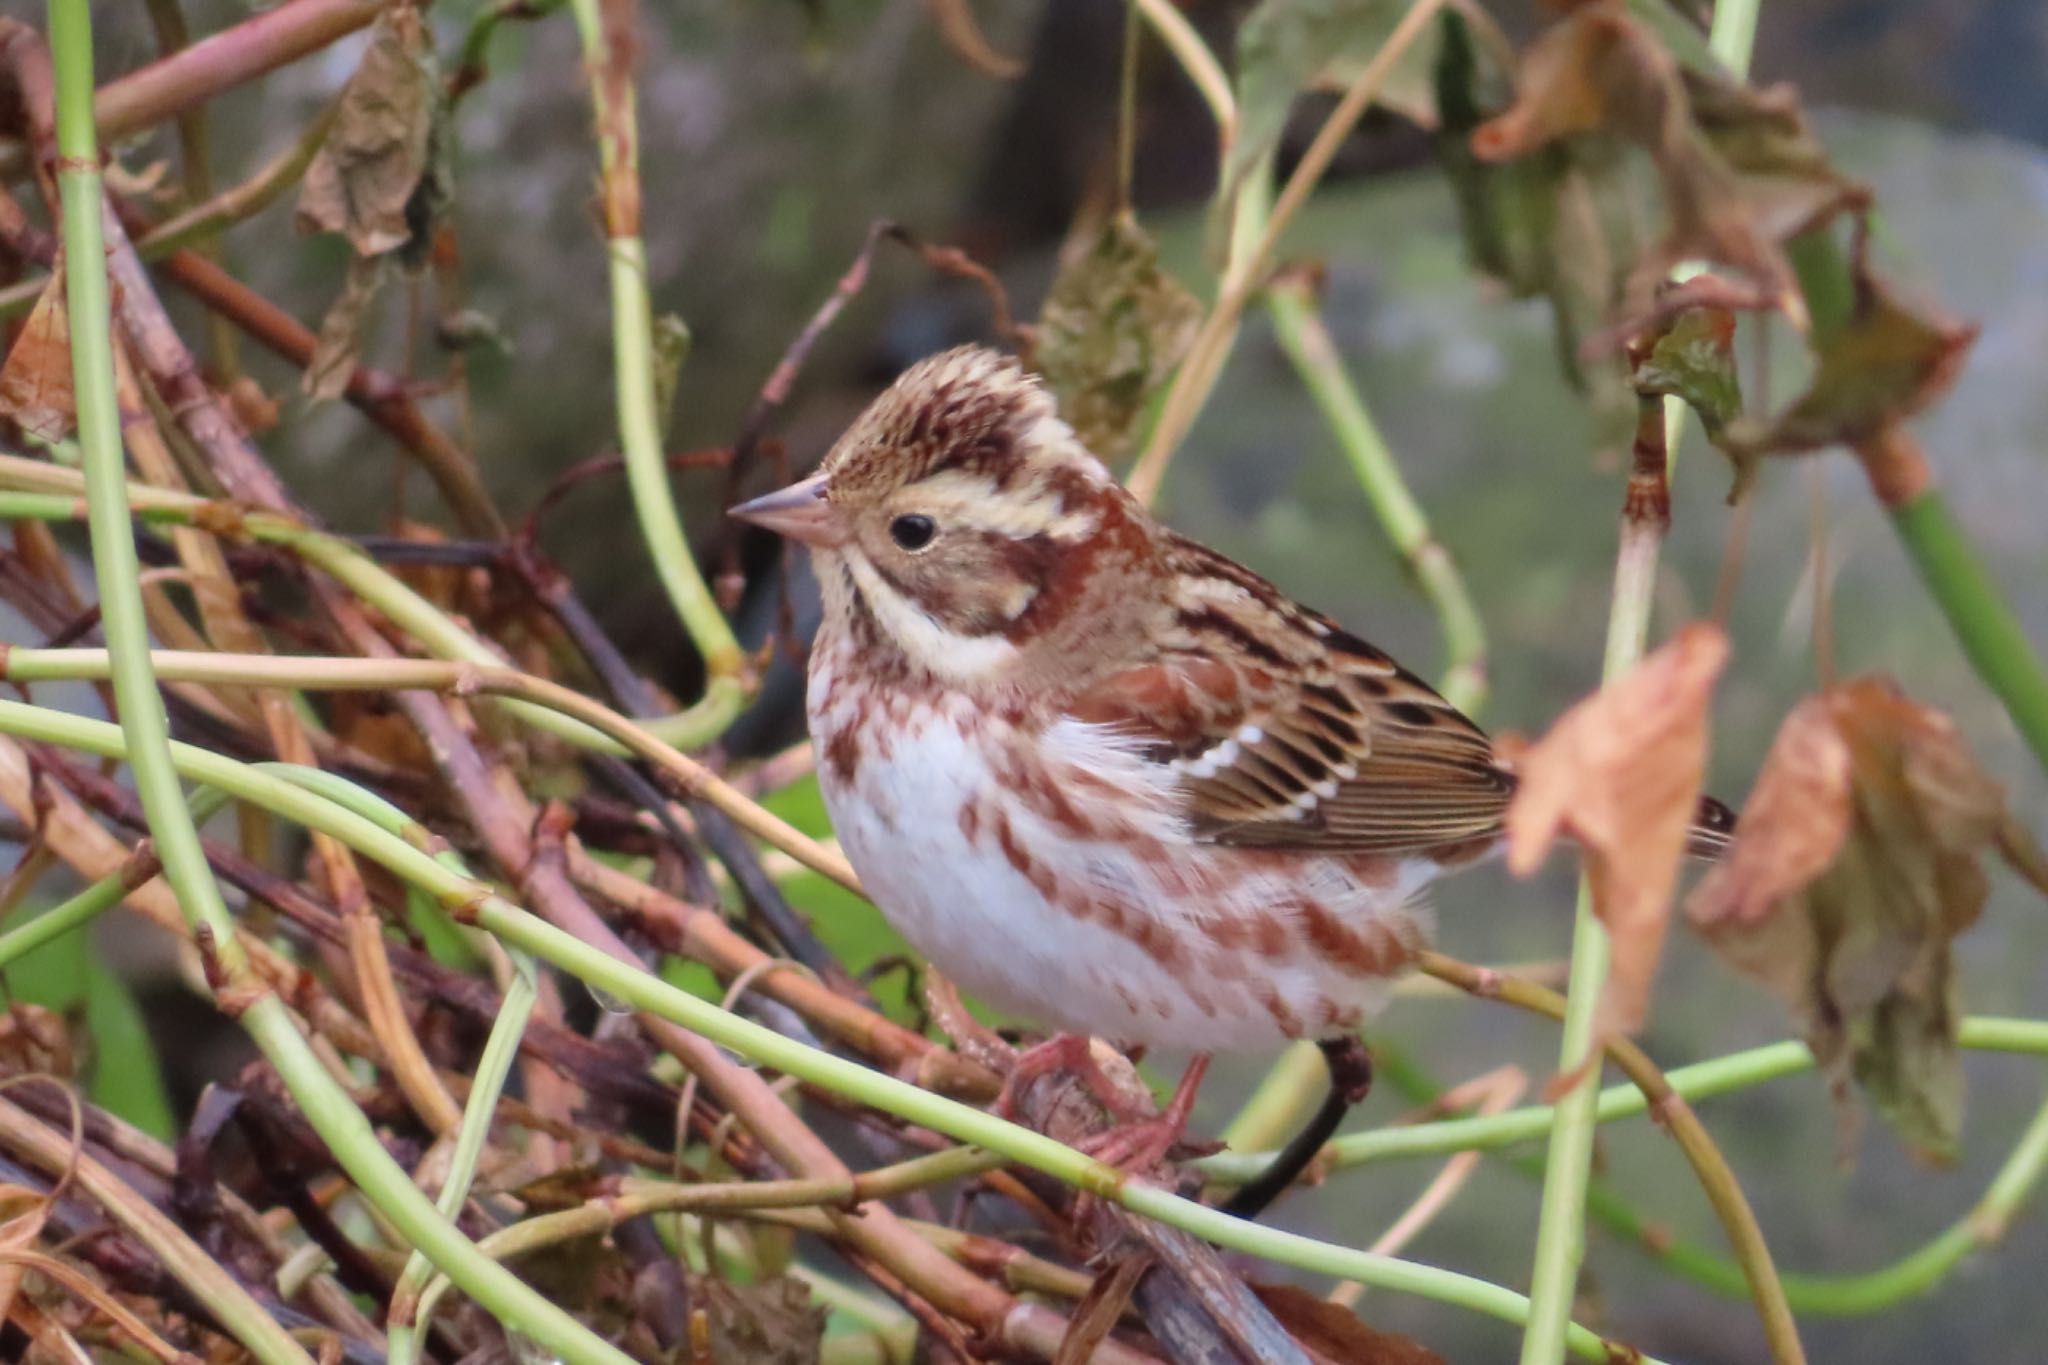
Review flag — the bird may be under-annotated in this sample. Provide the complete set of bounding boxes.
[731,345,1733,1207]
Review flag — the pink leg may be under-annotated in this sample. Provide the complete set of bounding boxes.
[994,1033,1145,1123]
[1077,1054,1214,1172]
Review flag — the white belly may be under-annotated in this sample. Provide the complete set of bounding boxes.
[808,659,1438,1053]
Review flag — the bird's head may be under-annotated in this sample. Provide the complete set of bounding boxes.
[731,347,1160,686]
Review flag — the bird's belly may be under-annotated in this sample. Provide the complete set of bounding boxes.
[809,688,1437,1053]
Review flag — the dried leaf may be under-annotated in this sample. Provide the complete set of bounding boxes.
[1034,216,1199,459]
[303,255,387,404]
[1506,622,1729,1035]
[1631,304,1740,437]
[226,376,280,435]
[0,272,75,442]
[0,1181,51,1324]
[1054,1253,1152,1365]
[1688,678,2045,1160]
[1227,0,1446,202]
[1724,245,1976,462]
[1251,1283,1449,1365]
[296,7,443,258]
[689,1274,826,1365]
[1471,3,1862,318]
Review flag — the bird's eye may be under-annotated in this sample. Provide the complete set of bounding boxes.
[889,514,937,551]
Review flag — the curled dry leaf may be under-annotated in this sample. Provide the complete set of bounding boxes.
[1251,1282,1448,1365]
[0,271,75,443]
[1506,622,1730,1036]
[1689,677,2048,1161]
[296,7,441,258]
[303,255,386,403]
[1033,215,1200,460]
[1471,2,1863,319]
[1723,235,1976,496]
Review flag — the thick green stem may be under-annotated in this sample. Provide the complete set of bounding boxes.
[1890,490,2048,774]
[565,0,744,748]
[1520,418,1675,1365]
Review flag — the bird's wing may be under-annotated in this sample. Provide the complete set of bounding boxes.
[1067,606,1515,861]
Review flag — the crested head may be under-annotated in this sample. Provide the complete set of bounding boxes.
[732,346,1165,689]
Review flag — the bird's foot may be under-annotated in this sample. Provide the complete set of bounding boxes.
[1074,1054,1219,1174]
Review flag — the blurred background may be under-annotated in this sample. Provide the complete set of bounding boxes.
[19,1,2048,1360]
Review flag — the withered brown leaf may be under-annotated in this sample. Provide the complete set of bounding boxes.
[1033,215,1200,460]
[303,255,386,403]
[1689,677,2047,1160]
[0,271,75,442]
[1507,622,1729,1035]
[1471,3,1862,320]
[296,7,441,258]
[1723,241,1976,469]
[1252,1283,1449,1365]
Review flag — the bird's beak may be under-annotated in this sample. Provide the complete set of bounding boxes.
[728,474,846,548]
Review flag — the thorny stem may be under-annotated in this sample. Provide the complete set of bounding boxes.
[566,0,746,744]
[0,700,1660,1365]
[1266,275,1489,713]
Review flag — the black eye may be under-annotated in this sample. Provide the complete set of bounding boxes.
[889,514,936,551]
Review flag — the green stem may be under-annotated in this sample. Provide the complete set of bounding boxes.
[1890,490,2048,774]
[0,699,1656,1365]
[1520,446,1672,1363]
[0,463,741,754]
[0,789,229,971]
[564,0,744,748]
[1266,278,1489,713]
[39,11,631,1358]
[387,951,537,1365]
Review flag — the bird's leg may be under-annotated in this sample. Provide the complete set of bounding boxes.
[994,1033,1140,1123]
[1219,1035,1373,1219]
[1075,1053,1215,1172]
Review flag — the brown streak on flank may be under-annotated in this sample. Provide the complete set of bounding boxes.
[1131,913,1186,973]
[1299,902,1398,977]
[957,799,982,845]
[1258,984,1304,1038]
[1251,911,1291,959]
[824,724,862,785]
[991,808,1060,902]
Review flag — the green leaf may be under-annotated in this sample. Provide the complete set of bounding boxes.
[1227,0,1445,202]
[3,911,174,1140]
[1630,304,1740,436]
[1033,216,1200,460]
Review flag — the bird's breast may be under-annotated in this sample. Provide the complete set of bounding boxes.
[804,648,1437,1051]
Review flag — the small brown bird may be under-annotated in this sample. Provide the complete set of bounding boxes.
[733,346,1730,1190]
